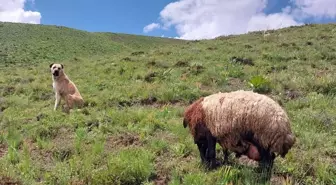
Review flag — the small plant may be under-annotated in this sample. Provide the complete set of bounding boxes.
[6,126,22,164]
[182,173,206,185]
[248,75,272,94]
[171,143,192,157]
[75,127,87,154]
[92,148,155,184]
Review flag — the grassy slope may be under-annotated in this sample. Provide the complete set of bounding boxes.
[0,22,336,185]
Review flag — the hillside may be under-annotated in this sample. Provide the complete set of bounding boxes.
[0,22,183,66]
[0,22,336,185]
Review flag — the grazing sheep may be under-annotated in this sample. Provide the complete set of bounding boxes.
[183,90,295,178]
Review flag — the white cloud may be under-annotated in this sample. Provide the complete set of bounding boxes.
[143,23,161,33]
[0,0,41,24]
[247,13,301,32]
[292,0,336,19]
[150,0,303,40]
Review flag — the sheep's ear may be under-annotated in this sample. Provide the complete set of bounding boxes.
[49,63,54,68]
[61,64,64,69]
[183,118,188,128]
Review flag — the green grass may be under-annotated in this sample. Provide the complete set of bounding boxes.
[0,22,336,185]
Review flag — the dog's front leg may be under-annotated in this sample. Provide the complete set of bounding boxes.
[54,92,61,110]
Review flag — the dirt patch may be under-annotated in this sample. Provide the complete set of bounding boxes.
[105,133,142,150]
[146,61,170,69]
[116,96,187,109]
[122,57,132,62]
[39,92,53,101]
[144,72,158,83]
[154,51,173,56]
[0,176,22,185]
[194,82,214,94]
[49,127,74,163]
[186,40,200,44]
[147,61,157,66]
[226,78,245,90]
[315,69,329,78]
[230,56,254,66]
[188,64,205,75]
[284,89,301,100]
[244,44,253,49]
[117,100,133,107]
[0,106,6,112]
[131,51,145,56]
[236,156,258,167]
[52,127,74,146]
[174,61,189,67]
[151,150,175,185]
[267,65,288,73]
[206,47,217,51]
[86,119,100,132]
[69,180,86,185]
[0,98,7,112]
[140,96,157,105]
[306,41,313,46]
[0,143,8,158]
[22,139,54,172]
[2,86,15,96]
[36,113,47,121]
[270,174,295,185]
[83,100,97,108]
[325,150,336,160]
[153,158,170,185]
[320,35,331,40]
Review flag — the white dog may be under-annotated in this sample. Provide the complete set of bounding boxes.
[50,63,84,112]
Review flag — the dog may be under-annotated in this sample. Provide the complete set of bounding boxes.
[50,63,84,112]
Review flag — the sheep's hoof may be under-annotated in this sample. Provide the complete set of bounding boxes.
[204,160,220,170]
[255,164,273,182]
[221,160,231,166]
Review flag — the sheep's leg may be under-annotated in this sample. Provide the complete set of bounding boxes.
[205,131,217,169]
[196,142,207,164]
[222,149,229,164]
[258,149,274,182]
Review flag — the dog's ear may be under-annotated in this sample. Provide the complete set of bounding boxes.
[61,64,64,69]
[49,63,54,68]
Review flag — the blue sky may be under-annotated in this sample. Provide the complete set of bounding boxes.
[1,0,336,40]
[31,0,178,38]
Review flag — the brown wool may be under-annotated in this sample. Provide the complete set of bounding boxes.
[183,97,206,140]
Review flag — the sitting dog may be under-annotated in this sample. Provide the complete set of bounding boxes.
[50,63,84,112]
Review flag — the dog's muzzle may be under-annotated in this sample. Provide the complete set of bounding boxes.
[53,70,59,76]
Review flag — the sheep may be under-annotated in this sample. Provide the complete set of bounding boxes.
[183,90,296,178]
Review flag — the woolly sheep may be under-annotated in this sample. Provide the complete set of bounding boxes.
[183,90,295,177]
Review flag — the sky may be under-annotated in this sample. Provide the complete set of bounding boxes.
[1,0,336,40]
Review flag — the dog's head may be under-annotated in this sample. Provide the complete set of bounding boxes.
[49,63,64,77]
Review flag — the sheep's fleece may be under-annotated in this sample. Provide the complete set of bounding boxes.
[187,90,295,157]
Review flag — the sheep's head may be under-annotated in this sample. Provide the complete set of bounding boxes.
[272,133,295,157]
[280,133,296,157]
[183,97,206,140]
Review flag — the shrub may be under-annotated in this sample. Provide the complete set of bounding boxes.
[248,75,272,94]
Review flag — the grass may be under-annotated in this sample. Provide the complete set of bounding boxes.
[0,22,336,184]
